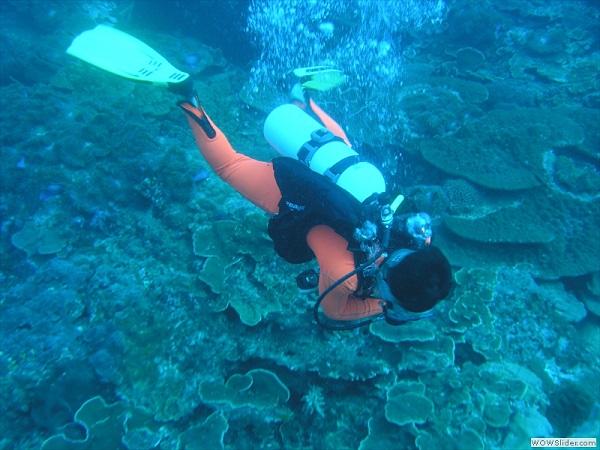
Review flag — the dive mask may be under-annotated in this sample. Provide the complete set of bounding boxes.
[377,249,435,323]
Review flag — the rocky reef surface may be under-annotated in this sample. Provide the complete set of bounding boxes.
[1,1,598,449]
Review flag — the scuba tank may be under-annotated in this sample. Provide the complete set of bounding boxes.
[263,104,386,203]
[264,102,424,330]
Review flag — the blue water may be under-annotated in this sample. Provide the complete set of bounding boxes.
[1,1,599,449]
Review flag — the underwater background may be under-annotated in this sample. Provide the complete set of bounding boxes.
[0,0,599,449]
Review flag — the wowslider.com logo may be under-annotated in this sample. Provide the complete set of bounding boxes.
[531,438,596,448]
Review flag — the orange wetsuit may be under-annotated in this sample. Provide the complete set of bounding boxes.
[180,100,384,321]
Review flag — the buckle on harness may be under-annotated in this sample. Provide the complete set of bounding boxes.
[297,128,336,166]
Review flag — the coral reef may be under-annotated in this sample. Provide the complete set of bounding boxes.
[421,108,584,190]
[385,381,434,426]
[1,1,598,449]
[192,212,296,325]
[199,369,291,411]
[302,385,326,418]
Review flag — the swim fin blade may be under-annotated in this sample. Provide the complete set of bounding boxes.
[292,66,334,78]
[66,25,189,87]
[293,66,347,92]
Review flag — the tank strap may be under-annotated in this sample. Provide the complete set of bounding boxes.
[323,155,361,183]
[297,128,343,166]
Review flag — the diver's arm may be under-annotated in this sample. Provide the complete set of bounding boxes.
[307,225,384,320]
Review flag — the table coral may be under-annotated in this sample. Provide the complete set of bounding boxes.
[422,108,584,191]
[384,380,434,426]
[192,213,287,325]
[41,396,128,450]
[199,368,290,410]
[455,46,486,71]
[443,203,555,244]
[443,188,599,280]
[11,221,69,256]
[370,320,435,343]
[178,412,229,450]
[443,178,484,215]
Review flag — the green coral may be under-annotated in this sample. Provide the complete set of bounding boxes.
[192,213,287,325]
[455,46,486,71]
[199,368,290,411]
[438,187,600,279]
[11,221,69,256]
[385,381,434,426]
[178,412,229,450]
[483,398,512,428]
[398,360,549,450]
[475,362,545,408]
[370,320,435,343]
[40,396,131,450]
[359,417,414,450]
[442,268,508,361]
[121,428,161,450]
[396,335,455,373]
[40,396,231,450]
[422,108,584,190]
[444,204,555,244]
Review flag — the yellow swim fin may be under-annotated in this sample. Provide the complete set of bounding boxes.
[293,66,347,92]
[66,25,189,87]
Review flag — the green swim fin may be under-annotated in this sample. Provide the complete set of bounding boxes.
[66,25,189,87]
[293,66,346,92]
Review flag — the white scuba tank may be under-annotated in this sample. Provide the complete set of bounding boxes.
[263,104,386,203]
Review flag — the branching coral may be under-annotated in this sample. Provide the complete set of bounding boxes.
[302,385,325,418]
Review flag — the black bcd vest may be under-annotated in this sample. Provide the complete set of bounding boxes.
[268,157,379,265]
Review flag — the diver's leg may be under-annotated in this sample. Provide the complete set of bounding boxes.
[291,90,351,147]
[180,101,281,215]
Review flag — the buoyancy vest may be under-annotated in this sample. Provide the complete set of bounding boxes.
[268,157,380,265]
[269,157,430,300]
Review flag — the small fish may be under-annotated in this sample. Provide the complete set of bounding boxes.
[39,184,63,201]
[185,54,200,69]
[193,169,209,182]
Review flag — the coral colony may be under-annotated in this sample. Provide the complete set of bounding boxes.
[1,1,598,449]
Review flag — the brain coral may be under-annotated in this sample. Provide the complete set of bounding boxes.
[443,178,484,215]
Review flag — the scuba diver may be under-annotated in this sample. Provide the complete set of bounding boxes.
[67,26,453,330]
